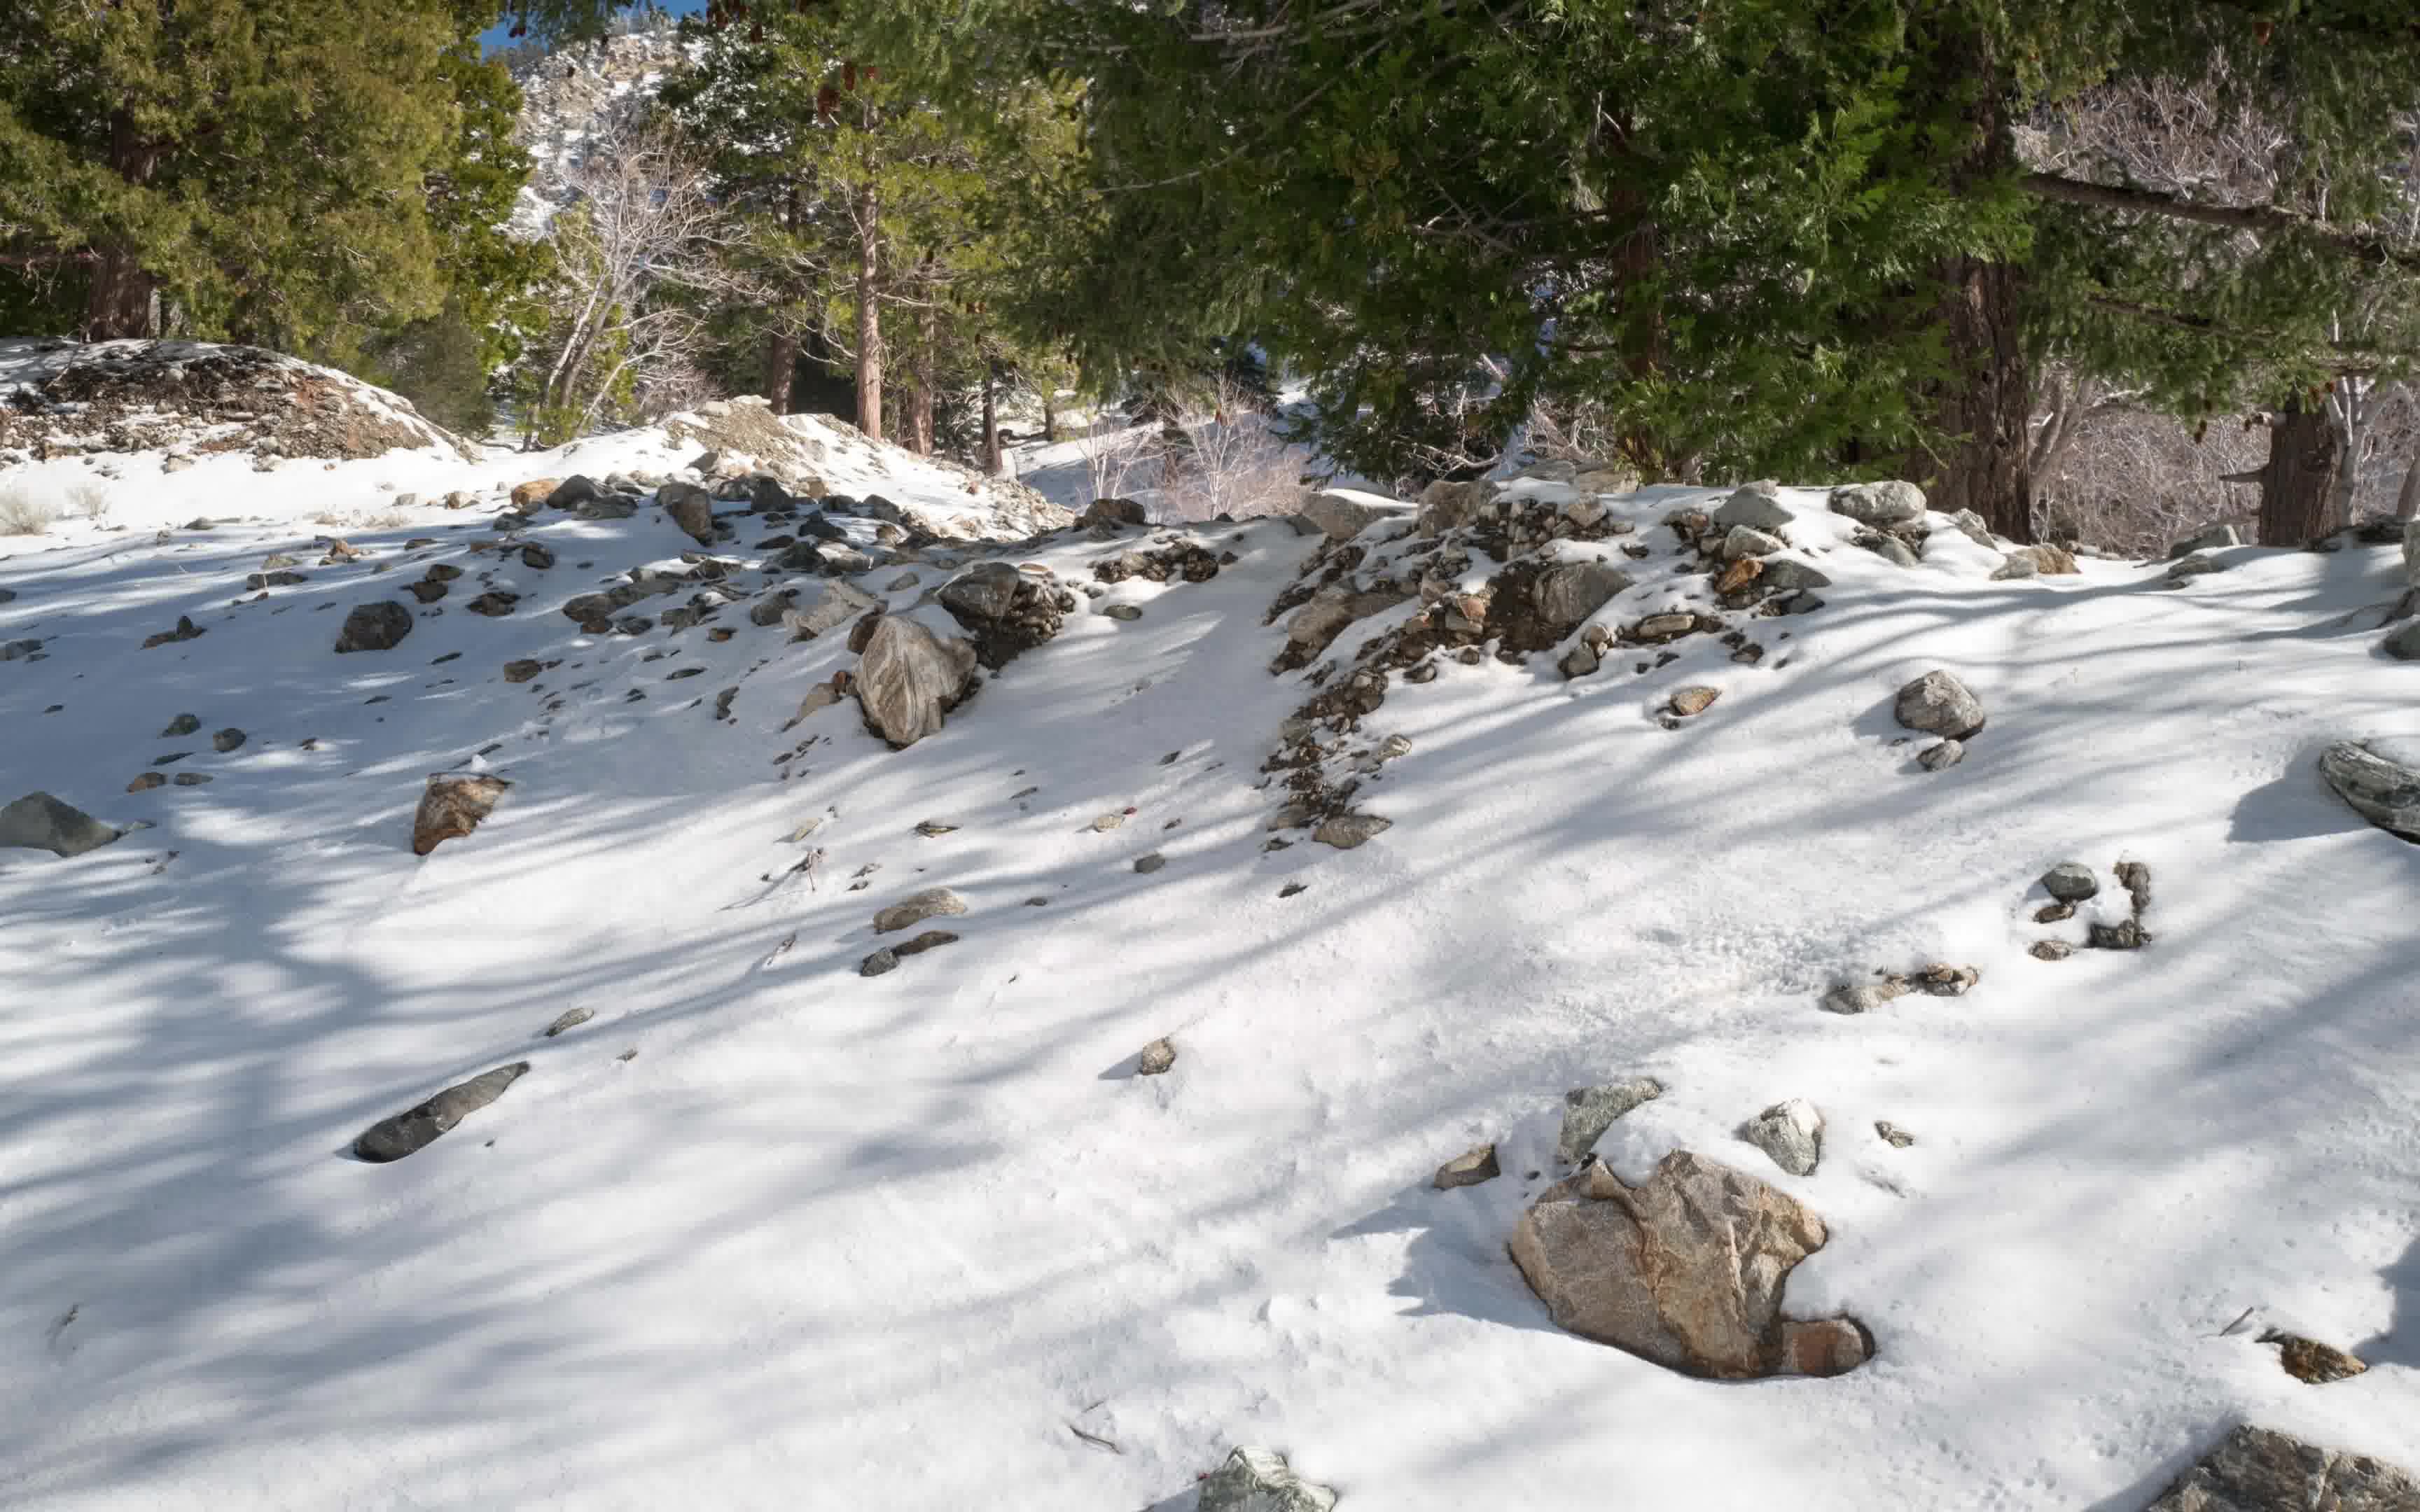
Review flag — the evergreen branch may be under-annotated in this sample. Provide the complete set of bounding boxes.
[2023,172,2420,273]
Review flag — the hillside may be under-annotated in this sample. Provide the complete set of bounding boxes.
[2,363,2418,1509]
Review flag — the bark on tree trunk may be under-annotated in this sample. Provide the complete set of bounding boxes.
[84,111,162,342]
[981,367,1001,475]
[2256,397,2346,545]
[906,300,938,455]
[853,196,882,442]
[762,330,798,415]
[1041,389,1057,444]
[1905,20,2033,542]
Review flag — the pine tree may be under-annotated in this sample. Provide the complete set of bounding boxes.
[0,0,483,347]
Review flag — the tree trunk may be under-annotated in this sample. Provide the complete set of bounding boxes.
[2256,397,2345,545]
[762,330,798,414]
[2396,453,2420,522]
[1042,389,1057,444]
[906,300,938,455]
[1906,20,2033,542]
[853,197,882,442]
[981,367,1001,475]
[84,111,162,341]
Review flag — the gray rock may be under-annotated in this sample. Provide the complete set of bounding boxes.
[1134,852,1166,874]
[1080,496,1148,528]
[541,1007,593,1037]
[749,589,800,627]
[573,493,638,522]
[873,886,968,934]
[1713,488,1794,532]
[1195,1447,1338,1512]
[1830,480,1928,527]
[1557,1077,1664,1164]
[3,637,43,660]
[1720,525,1787,559]
[1101,603,1142,621]
[940,562,1069,669]
[2142,1424,2420,1512]
[161,713,201,737]
[1417,477,1491,536]
[2167,522,2245,561]
[1894,669,1986,740]
[1739,1098,1823,1177]
[1821,980,1911,1015]
[2319,739,2420,838]
[2040,862,2100,902]
[1313,812,1391,849]
[544,475,600,511]
[1509,1151,1869,1378]
[2384,620,2420,661]
[1865,534,1921,568]
[334,601,412,653]
[854,615,978,749]
[0,792,121,858]
[1989,552,2038,581]
[0,587,15,603]
[2167,551,2230,582]
[2406,519,2420,589]
[353,1062,529,1163]
[659,482,716,545]
[1534,561,1635,626]
[1434,1144,1501,1189]
[212,727,246,753]
[1559,641,1600,680]
[782,580,882,640]
[1136,1037,1176,1075]
[1760,559,1832,592]
[1916,738,1965,771]
[1299,489,1409,542]
[1946,508,1996,549]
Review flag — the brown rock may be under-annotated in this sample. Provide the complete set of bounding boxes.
[2030,940,2074,962]
[1670,685,1720,718]
[510,479,560,510]
[1510,1152,1867,1379]
[2007,543,2080,575]
[503,659,543,683]
[1434,1144,1501,1189]
[1779,1318,1872,1378]
[2267,1331,2369,1384]
[127,771,167,792]
[411,773,510,856]
[2143,1425,2420,1512]
[1715,557,1763,594]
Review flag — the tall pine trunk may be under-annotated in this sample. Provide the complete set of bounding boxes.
[1907,17,2033,542]
[84,111,161,341]
[853,187,882,442]
[2256,396,2344,545]
[762,331,798,414]
[906,300,938,454]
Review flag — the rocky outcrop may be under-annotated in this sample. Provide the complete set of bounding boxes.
[412,774,510,856]
[1195,1447,1338,1512]
[0,792,120,858]
[1509,1151,1869,1378]
[2319,739,2420,839]
[938,562,1073,669]
[335,601,413,653]
[2143,1425,2420,1511]
[354,1062,529,1163]
[854,615,978,748]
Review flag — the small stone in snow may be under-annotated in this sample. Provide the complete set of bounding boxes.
[873,886,968,934]
[1557,1078,1664,1164]
[541,1007,594,1037]
[2040,862,2099,902]
[2088,918,2148,950]
[1670,685,1720,718]
[1133,853,1166,874]
[1875,1121,1916,1148]
[1434,1144,1501,1189]
[160,713,201,737]
[2030,939,2074,962]
[1136,1037,1177,1075]
[2035,902,2075,923]
[2265,1331,2369,1384]
[1739,1098,1824,1176]
[1916,738,1965,771]
[212,728,246,753]
[1090,813,1124,832]
[1279,882,1307,898]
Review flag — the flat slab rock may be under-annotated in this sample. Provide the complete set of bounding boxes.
[2144,1425,2420,1511]
[2319,738,2420,839]
[1509,1150,1870,1379]
[354,1063,529,1163]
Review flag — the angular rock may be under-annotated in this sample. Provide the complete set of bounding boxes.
[2142,1425,2420,1512]
[1830,480,1927,527]
[2265,1331,2368,1385]
[171,772,211,787]
[1509,1150,1867,1378]
[411,773,510,856]
[1945,508,1996,549]
[1894,669,1986,740]
[1865,534,1921,568]
[1917,738,1965,771]
[543,475,599,511]
[334,601,413,654]
[212,727,246,753]
[2041,862,2099,902]
[1875,1121,1917,1148]
[2115,860,2153,913]
[407,578,450,604]
[1721,525,1787,559]
[2167,551,2229,582]
[1559,641,1599,680]
[873,886,968,934]
[1313,812,1391,849]
[1102,603,1143,621]
[1759,559,1832,593]
[1196,1447,1338,1512]
[541,1007,593,1037]
[1299,489,1407,542]
[1534,561,1634,628]
[1631,612,1697,643]
[2384,620,2420,661]
[1713,488,1794,532]
[940,561,1069,669]
[2031,939,2074,961]
[353,1062,529,1163]
[142,615,204,649]
[1739,1098,1824,1177]
[1557,1077,1664,1164]
[465,591,517,618]
[2089,918,2148,950]
[503,659,543,684]
[0,792,120,858]
[1670,685,1720,718]
[784,580,883,642]
[1434,1144,1501,1189]
[659,481,717,545]
[854,615,978,749]
[161,713,201,737]
[1417,477,1491,535]
[2319,739,2420,838]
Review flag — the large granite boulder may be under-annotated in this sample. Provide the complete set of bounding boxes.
[1829,480,1928,528]
[1533,561,1635,629]
[2319,738,2420,839]
[854,615,978,748]
[1299,489,1410,542]
[1509,1150,1870,1379]
[938,561,1071,669]
[334,601,413,653]
[2143,1424,2420,1511]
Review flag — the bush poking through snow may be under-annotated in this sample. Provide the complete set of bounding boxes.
[0,488,60,536]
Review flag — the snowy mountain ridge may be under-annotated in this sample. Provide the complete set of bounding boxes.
[2,396,2419,1508]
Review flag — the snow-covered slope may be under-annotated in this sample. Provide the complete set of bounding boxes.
[1,454,2416,1510]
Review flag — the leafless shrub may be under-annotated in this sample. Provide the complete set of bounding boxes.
[67,482,111,521]
[0,487,59,534]
[1077,421,1157,505]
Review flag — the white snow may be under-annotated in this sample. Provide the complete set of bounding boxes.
[1,448,2416,1510]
